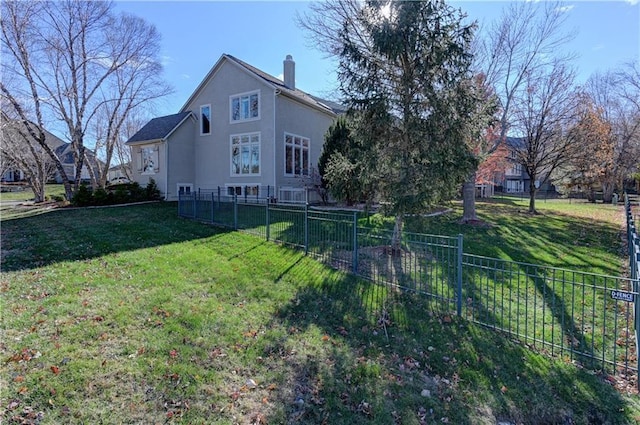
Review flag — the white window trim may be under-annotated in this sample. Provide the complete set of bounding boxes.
[284,132,310,177]
[140,145,159,175]
[230,132,261,177]
[224,183,260,197]
[229,90,260,124]
[200,104,211,135]
[177,183,193,195]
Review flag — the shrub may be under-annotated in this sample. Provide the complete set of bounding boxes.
[92,187,111,205]
[112,185,129,204]
[128,182,146,202]
[145,178,162,201]
[71,183,93,207]
[69,180,163,207]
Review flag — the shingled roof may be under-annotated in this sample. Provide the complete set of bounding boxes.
[181,54,343,116]
[225,54,342,114]
[126,111,193,144]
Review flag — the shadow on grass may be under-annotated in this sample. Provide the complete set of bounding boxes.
[264,263,633,424]
[0,202,230,273]
[402,201,622,276]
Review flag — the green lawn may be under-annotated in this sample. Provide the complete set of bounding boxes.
[386,197,626,276]
[1,202,638,424]
[0,184,66,203]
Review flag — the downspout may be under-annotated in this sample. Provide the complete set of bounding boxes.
[273,88,279,197]
[164,138,169,200]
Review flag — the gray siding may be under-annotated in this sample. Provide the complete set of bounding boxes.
[166,118,196,200]
[133,142,168,196]
[275,94,334,189]
[182,60,276,191]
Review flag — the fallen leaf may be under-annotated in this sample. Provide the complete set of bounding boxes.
[14,375,25,383]
[169,349,178,358]
[322,335,330,342]
[50,365,60,375]
[500,385,507,393]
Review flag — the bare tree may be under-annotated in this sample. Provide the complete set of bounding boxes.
[296,0,369,59]
[0,112,57,202]
[1,0,170,200]
[612,63,640,195]
[511,61,579,213]
[475,1,576,142]
[463,1,574,221]
[584,67,640,201]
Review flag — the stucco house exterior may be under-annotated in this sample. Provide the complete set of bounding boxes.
[126,54,341,201]
[499,137,555,194]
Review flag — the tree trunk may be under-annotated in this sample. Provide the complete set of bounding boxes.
[32,173,46,203]
[391,213,403,253]
[528,184,537,213]
[601,181,615,203]
[461,171,478,223]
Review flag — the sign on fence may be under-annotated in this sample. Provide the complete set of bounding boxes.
[610,290,635,303]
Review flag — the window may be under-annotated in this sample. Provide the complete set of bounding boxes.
[284,133,309,176]
[226,185,259,197]
[231,132,260,176]
[177,183,193,195]
[200,105,211,135]
[141,146,158,174]
[230,91,259,122]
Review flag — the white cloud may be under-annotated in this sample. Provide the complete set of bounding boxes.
[556,5,575,13]
[625,0,638,5]
[276,73,284,81]
[180,74,190,80]
[592,43,605,51]
[161,55,173,67]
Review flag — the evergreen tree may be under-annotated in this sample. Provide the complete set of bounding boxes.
[338,0,488,248]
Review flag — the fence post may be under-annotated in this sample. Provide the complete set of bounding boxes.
[352,212,358,274]
[234,194,238,230]
[457,234,463,317]
[266,200,270,241]
[211,192,216,224]
[192,192,196,219]
[178,193,182,216]
[304,203,309,255]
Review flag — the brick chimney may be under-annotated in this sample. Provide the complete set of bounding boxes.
[283,55,295,90]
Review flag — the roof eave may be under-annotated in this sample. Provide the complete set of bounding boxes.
[164,112,195,140]
[125,138,165,146]
[179,54,277,112]
[277,90,337,118]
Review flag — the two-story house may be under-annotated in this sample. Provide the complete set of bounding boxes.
[500,137,555,194]
[126,54,341,201]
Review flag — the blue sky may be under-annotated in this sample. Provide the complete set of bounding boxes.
[115,1,640,117]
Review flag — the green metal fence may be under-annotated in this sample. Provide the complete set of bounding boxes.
[178,192,639,384]
[625,194,640,389]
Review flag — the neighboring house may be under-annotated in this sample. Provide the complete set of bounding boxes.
[107,162,132,183]
[51,142,102,184]
[499,137,555,194]
[126,54,341,201]
[1,125,99,183]
[2,168,25,183]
